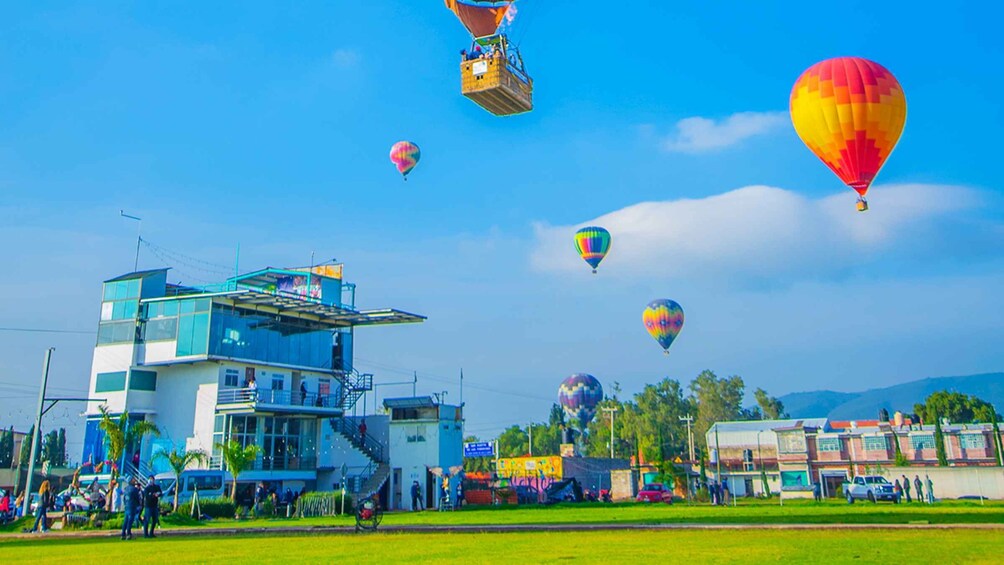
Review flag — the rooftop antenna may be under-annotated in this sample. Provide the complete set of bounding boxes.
[120,210,142,271]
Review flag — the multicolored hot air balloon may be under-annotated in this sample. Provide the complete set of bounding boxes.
[790,57,907,212]
[643,299,684,355]
[444,0,514,38]
[574,226,611,274]
[558,373,603,431]
[389,141,421,180]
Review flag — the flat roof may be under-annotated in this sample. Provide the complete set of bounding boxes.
[384,396,437,409]
[217,289,425,328]
[104,268,169,283]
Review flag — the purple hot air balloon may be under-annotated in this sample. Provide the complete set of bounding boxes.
[558,373,604,431]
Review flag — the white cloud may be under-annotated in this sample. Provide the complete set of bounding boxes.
[531,184,994,281]
[332,48,360,69]
[661,111,787,153]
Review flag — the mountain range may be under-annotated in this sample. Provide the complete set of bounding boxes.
[778,373,1004,420]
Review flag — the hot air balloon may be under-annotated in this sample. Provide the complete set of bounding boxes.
[574,226,611,274]
[445,0,533,116]
[643,299,684,355]
[790,57,907,212]
[389,141,421,180]
[558,373,604,431]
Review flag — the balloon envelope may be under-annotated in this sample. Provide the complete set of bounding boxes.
[444,0,513,38]
[643,299,684,353]
[558,373,603,430]
[389,141,421,178]
[790,57,907,199]
[574,226,611,273]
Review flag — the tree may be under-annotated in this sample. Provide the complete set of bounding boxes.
[154,447,208,510]
[56,429,66,467]
[0,427,13,468]
[934,415,948,467]
[754,388,788,420]
[690,371,745,450]
[893,430,908,467]
[98,405,161,474]
[19,425,42,468]
[98,405,161,509]
[42,430,60,466]
[915,391,996,425]
[216,439,263,502]
[496,425,529,458]
[993,419,1004,467]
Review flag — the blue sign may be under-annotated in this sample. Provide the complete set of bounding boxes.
[464,441,495,458]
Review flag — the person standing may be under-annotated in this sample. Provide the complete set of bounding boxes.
[925,475,935,504]
[358,419,367,438]
[902,475,912,502]
[142,475,163,538]
[122,478,140,540]
[300,381,308,405]
[410,480,422,511]
[914,475,924,503]
[254,482,267,516]
[30,481,52,533]
[893,479,902,503]
[813,481,822,502]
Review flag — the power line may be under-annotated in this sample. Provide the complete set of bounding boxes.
[0,327,95,334]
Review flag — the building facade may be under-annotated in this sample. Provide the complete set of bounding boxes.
[80,265,423,495]
[707,418,1004,498]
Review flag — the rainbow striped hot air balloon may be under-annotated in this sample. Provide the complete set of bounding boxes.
[643,299,684,355]
[574,226,611,274]
[790,57,907,211]
[389,141,421,180]
[558,373,604,431]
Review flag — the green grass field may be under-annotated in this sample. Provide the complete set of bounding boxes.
[2,529,1002,564]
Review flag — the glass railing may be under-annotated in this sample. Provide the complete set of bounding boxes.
[217,388,340,410]
[209,455,317,472]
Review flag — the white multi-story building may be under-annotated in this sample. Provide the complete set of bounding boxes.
[80,265,423,497]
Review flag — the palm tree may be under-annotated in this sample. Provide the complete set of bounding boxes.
[215,439,262,502]
[154,447,208,511]
[98,405,161,509]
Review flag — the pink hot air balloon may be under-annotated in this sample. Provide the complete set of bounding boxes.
[389,141,421,180]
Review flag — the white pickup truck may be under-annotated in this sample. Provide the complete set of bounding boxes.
[843,475,900,504]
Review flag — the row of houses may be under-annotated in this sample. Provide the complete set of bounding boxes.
[707,417,1004,498]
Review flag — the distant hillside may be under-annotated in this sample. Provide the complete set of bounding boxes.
[779,373,1004,420]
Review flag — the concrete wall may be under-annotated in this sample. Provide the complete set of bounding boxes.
[562,458,631,492]
[879,467,1004,500]
[610,469,638,501]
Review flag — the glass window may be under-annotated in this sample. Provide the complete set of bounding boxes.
[176,312,210,356]
[207,306,333,370]
[144,317,177,341]
[187,474,223,492]
[95,371,127,392]
[960,434,986,449]
[909,434,935,450]
[125,279,140,299]
[129,370,157,391]
[777,431,807,454]
[816,437,841,452]
[863,436,889,451]
[101,302,114,321]
[223,368,240,387]
[98,321,135,344]
[272,377,284,391]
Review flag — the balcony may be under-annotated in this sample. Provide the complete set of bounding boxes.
[216,388,343,416]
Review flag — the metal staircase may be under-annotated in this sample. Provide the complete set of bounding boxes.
[328,417,385,464]
[340,369,373,411]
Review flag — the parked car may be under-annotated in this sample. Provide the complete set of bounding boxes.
[155,470,229,506]
[636,483,672,504]
[843,475,899,504]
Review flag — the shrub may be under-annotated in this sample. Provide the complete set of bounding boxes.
[296,491,353,517]
[177,496,236,519]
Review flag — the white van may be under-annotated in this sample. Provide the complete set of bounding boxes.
[154,470,228,505]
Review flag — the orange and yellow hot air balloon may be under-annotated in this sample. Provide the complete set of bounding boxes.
[790,57,907,211]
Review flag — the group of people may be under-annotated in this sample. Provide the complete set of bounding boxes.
[893,474,936,504]
[254,481,306,517]
[407,474,466,512]
[459,44,503,62]
[706,481,731,505]
[0,489,24,524]
[119,475,163,540]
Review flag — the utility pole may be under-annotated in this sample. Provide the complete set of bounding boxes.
[22,348,53,517]
[714,425,722,490]
[528,423,533,457]
[602,407,618,458]
[679,414,695,462]
[413,371,417,397]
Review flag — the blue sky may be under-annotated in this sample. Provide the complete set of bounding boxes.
[2,1,1003,453]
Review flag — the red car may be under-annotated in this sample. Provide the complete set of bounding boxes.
[636,482,673,504]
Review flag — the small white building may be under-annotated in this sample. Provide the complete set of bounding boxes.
[383,396,463,510]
